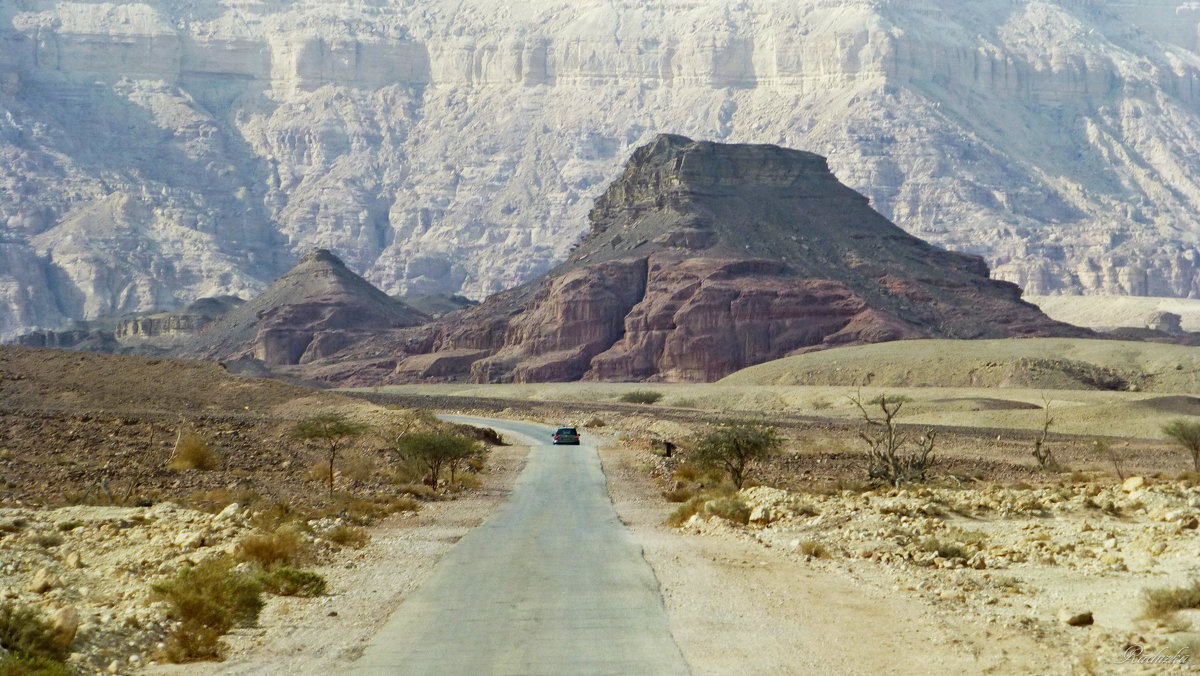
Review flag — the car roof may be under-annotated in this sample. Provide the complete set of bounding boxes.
[556,427,577,432]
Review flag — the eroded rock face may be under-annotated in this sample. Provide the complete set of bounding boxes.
[377,136,1087,384]
[2,1,1200,340]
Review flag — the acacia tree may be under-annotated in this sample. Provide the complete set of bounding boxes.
[395,431,481,488]
[294,414,368,496]
[1163,419,1200,473]
[850,392,937,486]
[691,421,782,490]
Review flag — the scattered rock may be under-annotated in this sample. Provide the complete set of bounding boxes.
[28,567,58,593]
[51,607,81,648]
[1058,610,1094,627]
[1122,476,1145,493]
[63,551,84,569]
[173,531,205,549]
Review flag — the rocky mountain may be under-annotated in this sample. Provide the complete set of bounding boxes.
[3,1,1200,341]
[176,248,428,368]
[345,135,1087,384]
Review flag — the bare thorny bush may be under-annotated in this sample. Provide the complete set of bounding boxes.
[850,393,937,487]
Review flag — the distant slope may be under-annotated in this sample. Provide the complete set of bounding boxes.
[1027,295,1200,333]
[718,338,1200,393]
[179,249,429,366]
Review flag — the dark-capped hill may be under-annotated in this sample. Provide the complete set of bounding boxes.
[179,248,429,367]
[381,135,1089,384]
[386,135,1089,383]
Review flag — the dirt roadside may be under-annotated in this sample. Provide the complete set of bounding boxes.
[140,439,530,676]
[595,437,1060,675]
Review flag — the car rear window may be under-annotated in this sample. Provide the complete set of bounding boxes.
[557,428,577,435]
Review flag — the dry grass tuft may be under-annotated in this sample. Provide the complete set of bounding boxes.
[168,433,219,471]
[1143,580,1200,621]
[235,525,307,568]
[0,602,70,667]
[797,540,830,558]
[151,558,263,662]
[256,566,326,597]
[325,524,370,549]
[340,453,377,483]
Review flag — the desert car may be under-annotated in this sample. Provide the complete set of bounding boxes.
[552,427,580,445]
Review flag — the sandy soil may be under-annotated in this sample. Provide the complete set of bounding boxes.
[595,436,1062,676]
[142,439,530,675]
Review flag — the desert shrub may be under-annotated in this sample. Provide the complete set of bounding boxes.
[316,494,420,525]
[1164,420,1200,473]
[690,421,782,489]
[256,566,326,597]
[670,398,697,409]
[393,432,481,488]
[919,537,969,560]
[1092,439,1126,480]
[0,518,26,533]
[151,558,263,662]
[850,393,937,486]
[235,525,306,568]
[29,534,63,549]
[619,390,664,404]
[449,473,482,491]
[325,525,370,549]
[307,461,332,483]
[810,399,832,411]
[673,465,701,482]
[1178,471,1200,486]
[798,540,830,558]
[667,495,710,527]
[393,482,437,499]
[340,453,377,483]
[0,655,72,676]
[704,496,751,524]
[247,502,309,532]
[380,463,425,486]
[0,603,69,664]
[1143,579,1200,620]
[584,417,607,428]
[1031,403,1063,472]
[168,433,219,471]
[54,521,82,532]
[661,486,695,503]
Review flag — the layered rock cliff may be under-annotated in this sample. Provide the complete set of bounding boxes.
[3,1,1200,340]
[376,136,1090,384]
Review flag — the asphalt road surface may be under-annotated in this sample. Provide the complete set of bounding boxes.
[347,416,691,676]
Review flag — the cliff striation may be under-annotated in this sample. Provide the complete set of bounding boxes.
[3,1,1200,340]
[370,136,1089,384]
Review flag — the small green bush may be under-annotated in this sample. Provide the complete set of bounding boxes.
[0,656,72,676]
[55,521,83,532]
[666,495,710,527]
[619,391,664,405]
[704,496,751,525]
[256,566,326,597]
[151,558,264,662]
[0,603,69,664]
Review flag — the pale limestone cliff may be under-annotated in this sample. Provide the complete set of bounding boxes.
[2,0,1200,339]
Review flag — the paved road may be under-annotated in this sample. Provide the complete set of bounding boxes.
[347,416,691,676]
